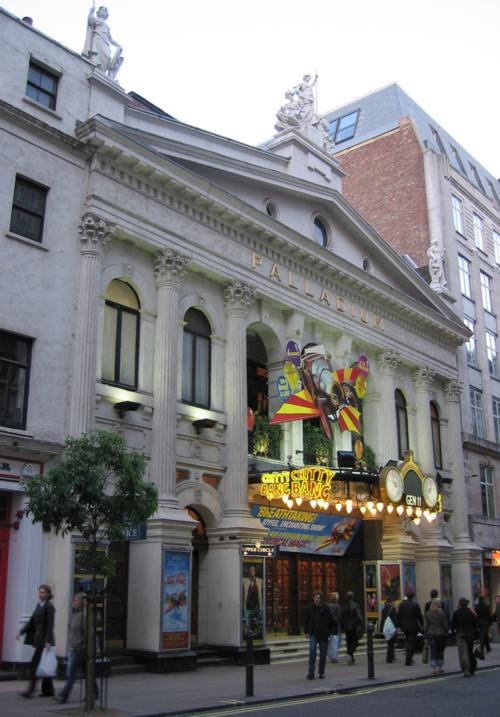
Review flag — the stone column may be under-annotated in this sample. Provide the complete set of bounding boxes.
[373,350,401,464]
[412,367,435,472]
[150,248,189,509]
[68,213,115,437]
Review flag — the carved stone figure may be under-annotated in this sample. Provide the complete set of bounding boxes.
[427,242,447,291]
[275,74,318,131]
[82,6,123,80]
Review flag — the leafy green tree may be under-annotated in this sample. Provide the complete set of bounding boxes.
[22,431,158,711]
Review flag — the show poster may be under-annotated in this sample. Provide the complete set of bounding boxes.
[379,563,401,603]
[364,563,378,619]
[471,565,483,602]
[162,551,190,650]
[402,562,416,597]
[440,564,453,618]
[241,557,265,644]
[251,504,361,555]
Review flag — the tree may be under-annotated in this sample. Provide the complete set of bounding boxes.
[22,431,158,711]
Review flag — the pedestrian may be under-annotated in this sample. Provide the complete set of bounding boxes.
[303,592,334,679]
[474,595,492,655]
[451,597,478,677]
[424,588,445,614]
[16,584,56,698]
[380,597,398,663]
[397,591,423,666]
[55,593,98,703]
[326,591,342,663]
[424,597,448,674]
[340,591,363,664]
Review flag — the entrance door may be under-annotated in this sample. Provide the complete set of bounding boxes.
[298,558,337,629]
[106,541,129,651]
[0,494,11,660]
[265,557,291,634]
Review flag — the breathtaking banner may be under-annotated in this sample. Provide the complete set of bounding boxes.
[251,504,361,555]
[162,551,190,650]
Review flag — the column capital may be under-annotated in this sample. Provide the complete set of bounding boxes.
[153,248,189,286]
[223,280,256,313]
[412,366,436,390]
[376,350,401,374]
[444,378,463,403]
[78,212,115,255]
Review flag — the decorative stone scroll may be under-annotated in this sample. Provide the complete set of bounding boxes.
[78,212,115,253]
[412,367,436,389]
[444,378,463,403]
[376,350,401,374]
[153,248,189,284]
[223,281,256,312]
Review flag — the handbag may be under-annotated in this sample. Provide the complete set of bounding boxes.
[36,646,57,678]
[383,616,397,641]
[422,639,429,664]
[473,645,485,660]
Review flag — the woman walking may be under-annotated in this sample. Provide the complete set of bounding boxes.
[425,597,448,674]
[16,584,56,698]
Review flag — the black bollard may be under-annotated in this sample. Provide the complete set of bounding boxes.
[245,628,254,697]
[367,621,375,679]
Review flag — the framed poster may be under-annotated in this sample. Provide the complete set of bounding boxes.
[379,563,401,603]
[363,563,378,621]
[162,551,190,650]
[402,562,416,597]
[440,564,453,618]
[471,565,483,603]
[241,557,265,644]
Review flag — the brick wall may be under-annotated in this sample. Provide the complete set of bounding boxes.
[336,118,430,268]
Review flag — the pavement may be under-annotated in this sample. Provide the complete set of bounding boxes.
[0,641,499,717]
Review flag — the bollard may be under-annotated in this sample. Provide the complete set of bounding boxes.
[366,621,375,679]
[245,628,254,697]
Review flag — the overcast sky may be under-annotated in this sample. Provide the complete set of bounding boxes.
[3,0,499,177]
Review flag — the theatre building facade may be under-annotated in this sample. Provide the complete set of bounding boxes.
[0,10,481,668]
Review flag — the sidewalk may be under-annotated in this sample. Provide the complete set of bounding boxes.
[1,642,499,717]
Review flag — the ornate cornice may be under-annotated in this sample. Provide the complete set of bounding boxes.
[78,212,115,255]
[223,281,256,312]
[153,248,189,285]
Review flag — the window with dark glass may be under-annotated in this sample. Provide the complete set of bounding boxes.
[102,280,140,388]
[395,389,409,459]
[328,110,359,143]
[313,217,328,247]
[10,176,48,243]
[470,387,485,438]
[480,465,495,518]
[182,308,211,407]
[26,61,58,110]
[430,402,442,469]
[0,330,32,430]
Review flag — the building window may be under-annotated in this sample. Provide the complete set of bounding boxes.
[450,146,467,175]
[328,110,359,143]
[486,331,498,378]
[463,317,478,367]
[480,465,495,518]
[451,195,464,235]
[473,213,485,252]
[264,200,278,219]
[493,229,500,265]
[458,255,472,298]
[9,176,48,243]
[395,389,409,459]
[480,271,493,313]
[313,216,328,247]
[469,163,485,193]
[0,330,32,430]
[430,402,442,469]
[26,61,58,110]
[102,280,140,388]
[182,308,211,408]
[493,398,500,444]
[470,388,485,438]
[429,126,447,155]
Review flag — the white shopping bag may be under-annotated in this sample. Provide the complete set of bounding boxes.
[383,616,397,641]
[36,646,57,677]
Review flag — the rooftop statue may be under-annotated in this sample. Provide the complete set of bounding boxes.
[427,241,447,292]
[82,6,123,80]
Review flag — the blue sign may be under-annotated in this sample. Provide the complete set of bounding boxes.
[123,524,147,541]
[285,340,301,367]
[277,376,292,400]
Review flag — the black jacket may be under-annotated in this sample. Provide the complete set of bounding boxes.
[451,607,478,638]
[397,599,423,632]
[20,601,55,647]
[341,599,363,633]
[304,603,335,640]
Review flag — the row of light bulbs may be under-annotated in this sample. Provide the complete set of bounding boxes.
[280,495,438,524]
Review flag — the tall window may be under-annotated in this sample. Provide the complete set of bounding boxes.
[0,330,32,430]
[182,308,211,407]
[395,389,409,459]
[470,388,485,438]
[313,216,328,247]
[10,176,48,243]
[26,61,59,110]
[463,317,478,367]
[486,331,498,378]
[480,271,493,313]
[458,255,472,298]
[494,229,500,265]
[493,398,500,444]
[430,402,443,469]
[480,465,495,518]
[473,213,485,252]
[451,195,465,234]
[102,280,140,388]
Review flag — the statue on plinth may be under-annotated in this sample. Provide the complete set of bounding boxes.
[82,6,123,80]
[427,241,447,292]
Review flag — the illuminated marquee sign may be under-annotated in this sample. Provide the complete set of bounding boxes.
[260,467,335,501]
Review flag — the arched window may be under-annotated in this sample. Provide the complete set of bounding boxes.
[182,308,211,407]
[395,389,409,459]
[430,402,443,469]
[313,216,328,247]
[102,280,140,388]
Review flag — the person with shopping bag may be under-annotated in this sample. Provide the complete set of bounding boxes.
[16,584,56,698]
[326,591,342,663]
[380,597,398,663]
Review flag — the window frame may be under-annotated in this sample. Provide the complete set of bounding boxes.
[26,60,59,111]
[313,216,329,247]
[451,195,465,235]
[470,387,485,438]
[182,309,211,409]
[463,317,478,367]
[329,110,360,143]
[9,175,48,244]
[395,389,409,460]
[485,331,498,378]
[102,284,140,390]
[493,398,500,444]
[472,212,485,252]
[480,271,493,313]
[493,229,500,266]
[430,401,443,469]
[458,255,472,298]
[0,330,32,430]
[480,465,495,519]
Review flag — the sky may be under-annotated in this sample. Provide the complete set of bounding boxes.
[2,0,499,178]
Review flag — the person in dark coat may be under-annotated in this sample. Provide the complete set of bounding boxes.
[451,597,478,677]
[16,584,56,698]
[326,591,342,662]
[397,591,423,666]
[340,591,363,664]
[303,592,334,679]
[380,597,398,663]
[424,588,445,614]
[474,596,492,654]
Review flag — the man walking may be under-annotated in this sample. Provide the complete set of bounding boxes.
[397,591,423,665]
[451,597,478,677]
[340,591,363,664]
[304,592,334,679]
